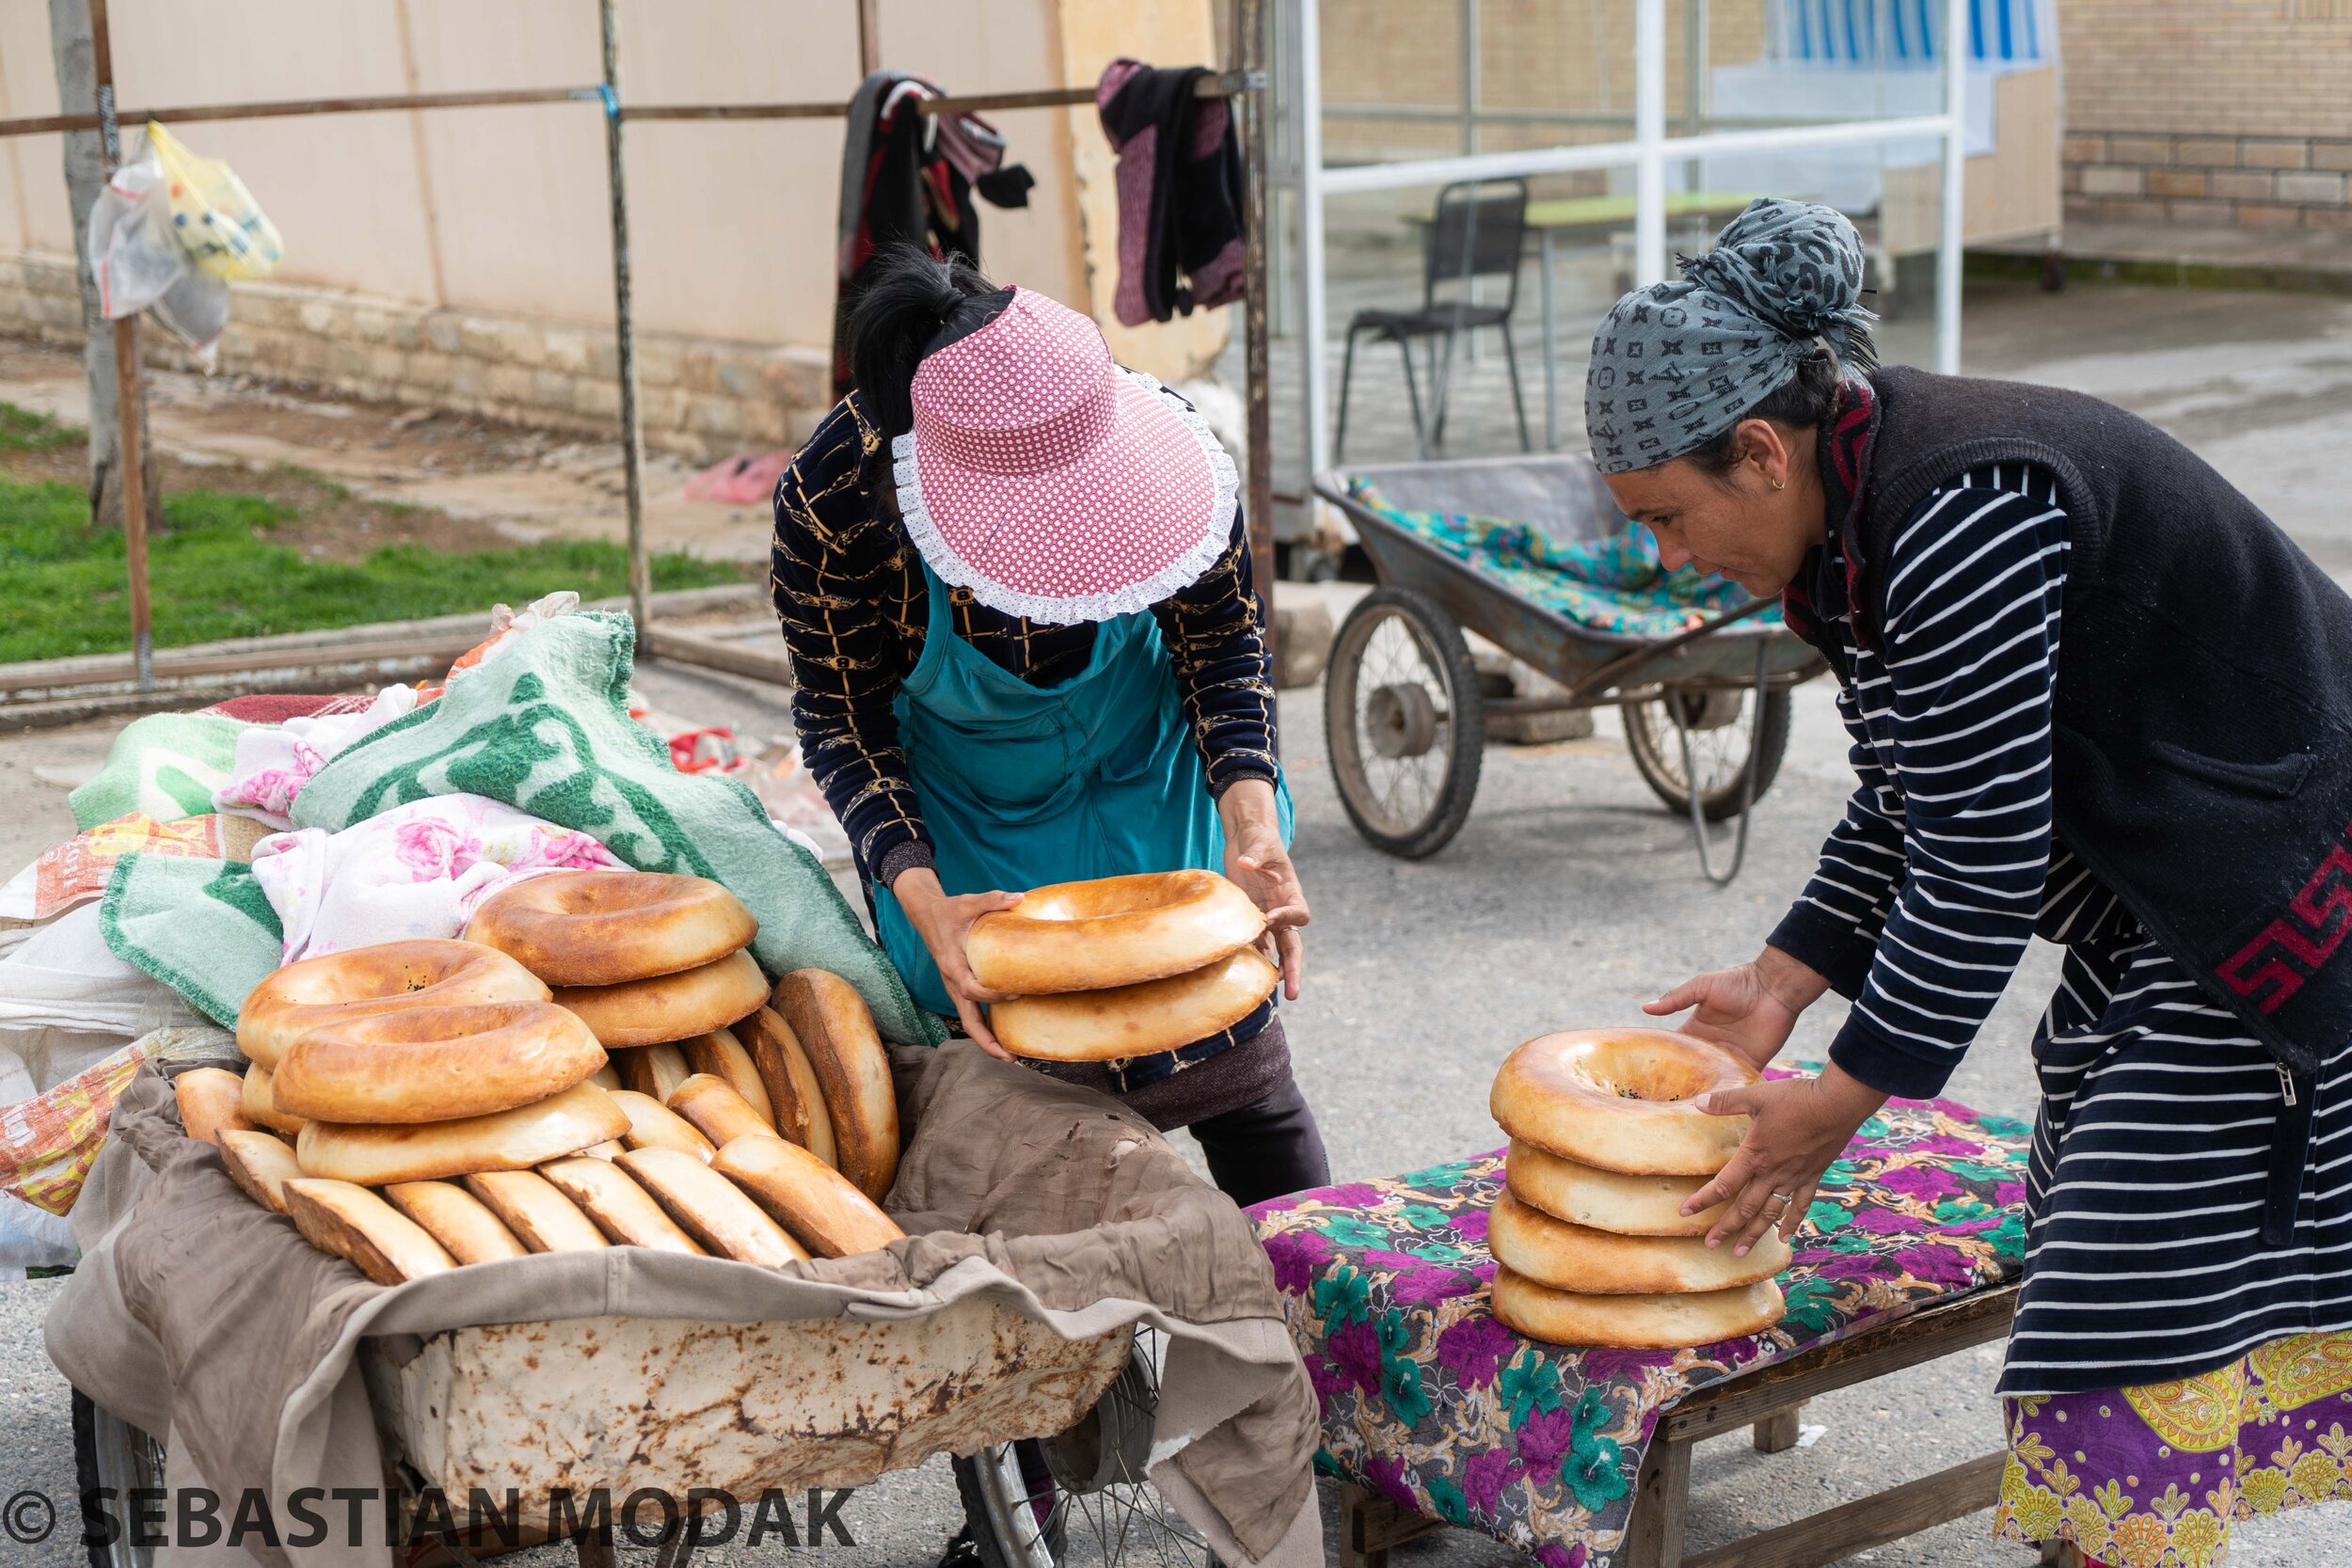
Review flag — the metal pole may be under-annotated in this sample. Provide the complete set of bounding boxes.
[1935,0,1967,374]
[597,0,650,632]
[1239,0,1278,682]
[856,0,881,75]
[1459,0,1479,155]
[87,0,151,691]
[1297,0,1330,487]
[1634,0,1667,286]
[1682,0,1708,193]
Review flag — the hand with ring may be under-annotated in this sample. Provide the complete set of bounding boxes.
[1681,1064,1887,1256]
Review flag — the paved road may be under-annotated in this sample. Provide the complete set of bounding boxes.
[6,278,2352,1563]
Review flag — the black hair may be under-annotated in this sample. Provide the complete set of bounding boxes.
[847,246,1007,437]
[1683,348,1846,480]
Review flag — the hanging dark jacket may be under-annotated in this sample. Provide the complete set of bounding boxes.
[1797,365,2352,1083]
[1096,59,1246,326]
[830,71,1033,397]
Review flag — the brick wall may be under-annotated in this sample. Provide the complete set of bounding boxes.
[2058,0,2352,230]
[2064,134,2352,230]
[0,254,832,460]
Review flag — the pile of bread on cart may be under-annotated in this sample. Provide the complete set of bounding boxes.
[170,827,1783,1350]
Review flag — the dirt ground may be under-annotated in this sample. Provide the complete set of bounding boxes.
[0,338,776,564]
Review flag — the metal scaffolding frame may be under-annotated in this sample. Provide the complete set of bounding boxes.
[0,0,1278,695]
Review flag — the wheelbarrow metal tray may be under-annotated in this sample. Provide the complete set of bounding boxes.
[1316,455,1821,696]
[360,1299,1133,1519]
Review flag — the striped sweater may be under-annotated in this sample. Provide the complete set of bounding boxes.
[1769,463,2071,1097]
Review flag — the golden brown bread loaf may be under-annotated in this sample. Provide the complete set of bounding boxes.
[215,1129,303,1212]
[282,1178,456,1285]
[738,1006,835,1166]
[1486,1189,1788,1294]
[294,1081,628,1185]
[242,1062,308,1137]
[175,1068,258,1146]
[270,1001,605,1124]
[608,1088,717,1162]
[462,870,757,987]
[1489,1028,1755,1176]
[539,1156,707,1254]
[384,1180,529,1265]
[236,939,548,1069]
[616,1147,809,1265]
[989,948,1279,1063]
[1491,1265,1786,1348]
[666,1074,779,1150]
[588,1064,623,1092]
[964,870,1267,993]
[616,1042,692,1103]
[462,1169,611,1252]
[1504,1139,1724,1237]
[552,949,767,1049]
[680,1026,774,1127]
[771,970,898,1201]
[712,1135,904,1259]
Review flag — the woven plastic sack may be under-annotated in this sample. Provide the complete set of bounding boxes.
[147,121,281,281]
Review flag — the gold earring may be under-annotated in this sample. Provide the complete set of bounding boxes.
[1772,477,1787,490]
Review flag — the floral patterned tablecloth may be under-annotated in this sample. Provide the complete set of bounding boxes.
[1248,1082,2032,1568]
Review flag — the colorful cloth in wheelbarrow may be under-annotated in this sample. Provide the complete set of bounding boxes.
[1248,1074,2029,1568]
[1345,477,1782,640]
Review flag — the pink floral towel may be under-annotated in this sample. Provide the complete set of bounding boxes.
[249,795,624,963]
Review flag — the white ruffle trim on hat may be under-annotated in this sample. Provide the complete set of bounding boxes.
[892,370,1240,627]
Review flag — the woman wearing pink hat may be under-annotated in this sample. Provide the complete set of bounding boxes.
[773,249,1327,1205]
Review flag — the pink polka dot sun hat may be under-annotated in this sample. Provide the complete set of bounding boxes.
[891,286,1237,626]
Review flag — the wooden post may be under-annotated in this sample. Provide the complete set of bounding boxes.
[86,0,152,689]
[596,0,650,633]
[1621,1433,1691,1568]
[1236,0,1277,702]
[46,0,148,539]
[1753,1400,1804,1453]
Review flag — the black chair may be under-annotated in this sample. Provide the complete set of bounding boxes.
[1336,177,1531,462]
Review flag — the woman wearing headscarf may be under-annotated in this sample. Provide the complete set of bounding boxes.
[1592,198,2352,1565]
[771,247,1328,1209]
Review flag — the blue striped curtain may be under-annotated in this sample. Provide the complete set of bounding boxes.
[1775,0,2045,65]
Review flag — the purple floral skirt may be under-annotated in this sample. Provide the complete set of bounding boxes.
[1994,1332,2352,1566]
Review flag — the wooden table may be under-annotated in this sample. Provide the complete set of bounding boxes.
[1336,1282,2019,1568]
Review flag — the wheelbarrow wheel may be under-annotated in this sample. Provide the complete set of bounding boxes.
[953,1326,1223,1568]
[1623,685,1792,822]
[72,1389,167,1568]
[1324,586,1486,860]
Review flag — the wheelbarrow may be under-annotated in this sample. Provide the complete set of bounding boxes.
[1313,454,1827,883]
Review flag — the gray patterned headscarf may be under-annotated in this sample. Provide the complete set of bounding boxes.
[1584,198,1878,474]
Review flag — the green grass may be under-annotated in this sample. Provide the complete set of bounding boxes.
[0,404,82,452]
[0,475,744,662]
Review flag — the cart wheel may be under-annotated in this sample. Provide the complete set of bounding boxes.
[1323,586,1486,859]
[953,1327,1223,1568]
[72,1390,167,1568]
[1623,686,1792,821]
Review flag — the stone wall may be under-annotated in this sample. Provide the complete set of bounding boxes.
[0,253,833,459]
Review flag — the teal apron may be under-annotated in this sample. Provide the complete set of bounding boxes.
[872,562,1293,1062]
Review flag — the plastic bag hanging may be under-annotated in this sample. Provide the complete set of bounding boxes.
[146,122,282,281]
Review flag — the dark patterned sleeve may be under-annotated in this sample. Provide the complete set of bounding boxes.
[771,400,931,887]
[1152,508,1279,795]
